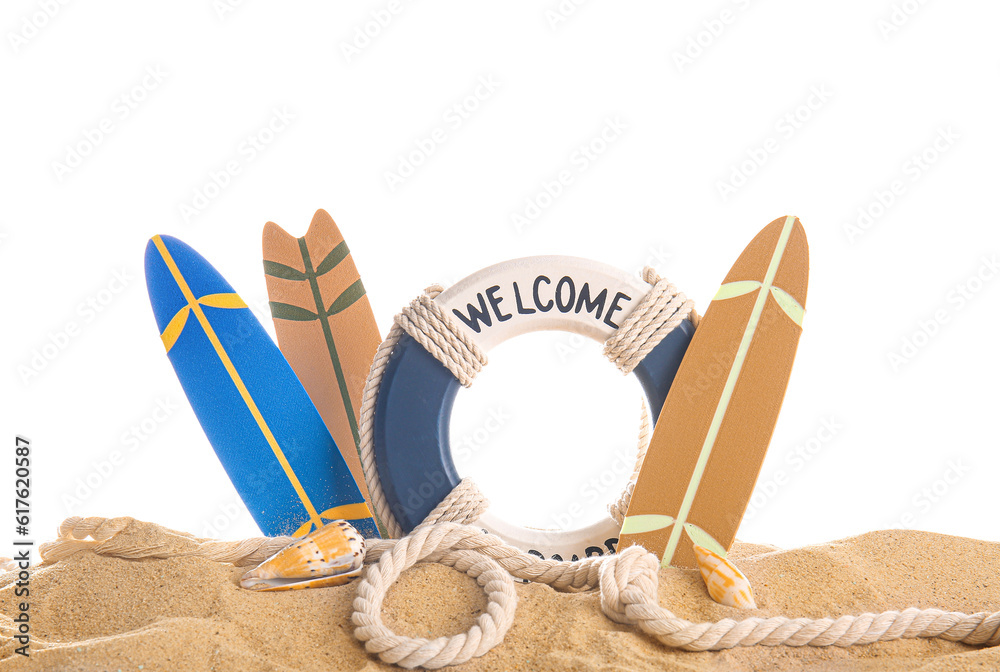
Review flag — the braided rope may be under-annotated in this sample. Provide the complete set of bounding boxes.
[394,289,487,388]
[598,544,1000,651]
[416,477,491,527]
[604,267,697,375]
[608,401,651,526]
[352,524,518,669]
[37,516,292,567]
[355,524,1000,665]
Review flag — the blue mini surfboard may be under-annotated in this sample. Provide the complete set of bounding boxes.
[144,235,379,539]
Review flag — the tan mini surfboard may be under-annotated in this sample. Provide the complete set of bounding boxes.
[262,210,381,503]
[618,216,808,568]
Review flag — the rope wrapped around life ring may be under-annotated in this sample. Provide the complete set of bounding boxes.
[357,266,695,541]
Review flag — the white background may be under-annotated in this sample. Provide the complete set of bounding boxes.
[2,1,998,555]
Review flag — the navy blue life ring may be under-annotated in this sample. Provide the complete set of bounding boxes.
[373,256,694,560]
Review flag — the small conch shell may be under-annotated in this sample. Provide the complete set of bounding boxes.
[693,544,757,609]
[240,520,366,592]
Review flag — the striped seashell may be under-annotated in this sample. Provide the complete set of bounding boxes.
[240,519,366,591]
[693,544,757,609]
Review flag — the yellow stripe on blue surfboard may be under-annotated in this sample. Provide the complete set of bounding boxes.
[144,234,379,539]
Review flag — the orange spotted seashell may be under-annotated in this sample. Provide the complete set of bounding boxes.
[240,519,365,591]
[693,544,757,609]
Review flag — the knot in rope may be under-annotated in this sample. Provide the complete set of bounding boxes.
[598,545,661,626]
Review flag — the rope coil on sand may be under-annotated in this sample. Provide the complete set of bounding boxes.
[353,523,518,669]
[31,268,1000,669]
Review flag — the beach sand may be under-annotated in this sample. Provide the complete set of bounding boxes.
[1,528,997,671]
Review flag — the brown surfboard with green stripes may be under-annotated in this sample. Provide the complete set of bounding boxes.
[262,210,381,503]
[618,216,808,568]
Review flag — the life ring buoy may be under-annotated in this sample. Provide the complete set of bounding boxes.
[373,256,694,560]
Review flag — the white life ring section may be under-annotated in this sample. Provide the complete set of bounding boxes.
[435,256,650,348]
[372,256,695,561]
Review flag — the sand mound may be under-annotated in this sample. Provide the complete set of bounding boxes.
[1,529,998,671]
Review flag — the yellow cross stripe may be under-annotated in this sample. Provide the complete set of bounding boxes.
[294,519,318,537]
[714,280,761,301]
[151,236,323,532]
[320,502,374,521]
[160,305,190,353]
[770,287,805,327]
[715,279,805,327]
[160,293,249,352]
[199,293,248,309]
[621,514,675,535]
[293,502,375,537]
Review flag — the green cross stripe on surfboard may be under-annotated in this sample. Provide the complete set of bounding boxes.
[619,216,809,568]
[262,211,383,535]
[264,240,366,450]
